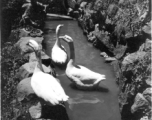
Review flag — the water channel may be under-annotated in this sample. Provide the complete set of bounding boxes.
[43,18,121,120]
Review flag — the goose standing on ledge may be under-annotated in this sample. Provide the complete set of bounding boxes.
[27,39,69,106]
[59,35,106,90]
[51,24,68,68]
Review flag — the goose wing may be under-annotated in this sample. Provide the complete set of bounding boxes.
[52,46,68,63]
[61,45,67,52]
[31,72,69,104]
[67,65,105,82]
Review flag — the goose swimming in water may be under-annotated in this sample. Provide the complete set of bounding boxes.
[59,35,106,90]
[51,24,68,67]
[27,39,69,106]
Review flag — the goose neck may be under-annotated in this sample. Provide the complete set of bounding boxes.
[55,28,61,47]
[68,42,75,66]
[35,50,44,72]
[55,37,61,47]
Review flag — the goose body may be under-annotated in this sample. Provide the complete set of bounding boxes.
[60,35,106,90]
[27,39,69,105]
[31,70,69,105]
[51,24,68,66]
[66,63,105,82]
[52,44,67,64]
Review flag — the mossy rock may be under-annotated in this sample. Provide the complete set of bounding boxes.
[16,61,51,80]
[15,37,43,55]
[17,77,34,102]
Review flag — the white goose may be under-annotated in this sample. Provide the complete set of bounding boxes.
[27,39,69,106]
[51,24,68,67]
[59,35,106,90]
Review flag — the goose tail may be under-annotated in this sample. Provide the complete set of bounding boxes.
[62,95,69,102]
[100,74,106,80]
[59,95,69,107]
[96,75,108,89]
[93,74,106,86]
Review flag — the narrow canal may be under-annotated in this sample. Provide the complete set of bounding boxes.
[43,19,121,120]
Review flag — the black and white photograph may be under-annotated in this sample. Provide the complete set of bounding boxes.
[1,0,151,120]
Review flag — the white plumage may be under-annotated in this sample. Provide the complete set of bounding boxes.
[67,65,105,82]
[31,71,69,105]
[27,39,69,106]
[51,45,67,64]
[51,24,68,65]
[59,35,106,90]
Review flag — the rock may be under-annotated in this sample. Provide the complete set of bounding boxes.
[80,2,87,9]
[122,52,146,66]
[139,39,151,52]
[105,16,113,25]
[118,0,125,5]
[114,45,127,59]
[131,93,149,113]
[11,99,17,104]
[18,28,30,38]
[25,25,33,31]
[142,21,151,35]
[67,0,77,9]
[125,31,134,39]
[111,60,121,80]
[16,111,32,120]
[17,77,34,102]
[29,52,37,62]
[29,102,42,119]
[89,36,96,43]
[105,57,116,62]
[100,52,108,58]
[142,88,152,103]
[29,28,43,37]
[67,7,73,15]
[16,61,51,80]
[29,52,53,70]
[87,33,96,43]
[93,0,103,11]
[96,31,114,52]
[140,116,149,120]
[129,0,137,4]
[13,108,21,119]
[94,24,100,33]
[29,51,50,62]
[107,4,118,17]
[145,77,152,86]
[15,37,43,55]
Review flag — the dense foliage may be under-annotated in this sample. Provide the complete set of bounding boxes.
[1,31,29,120]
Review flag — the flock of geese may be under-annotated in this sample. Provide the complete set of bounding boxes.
[26,24,106,108]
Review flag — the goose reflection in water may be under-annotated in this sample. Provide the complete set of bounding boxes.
[68,94,104,110]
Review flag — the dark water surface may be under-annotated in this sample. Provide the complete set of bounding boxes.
[43,19,121,120]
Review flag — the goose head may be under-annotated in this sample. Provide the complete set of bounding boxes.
[27,39,40,52]
[56,24,64,35]
[59,35,73,43]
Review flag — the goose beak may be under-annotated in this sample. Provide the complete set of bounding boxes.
[26,42,34,50]
[59,36,65,40]
[59,36,67,42]
[59,24,64,28]
[26,42,29,46]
